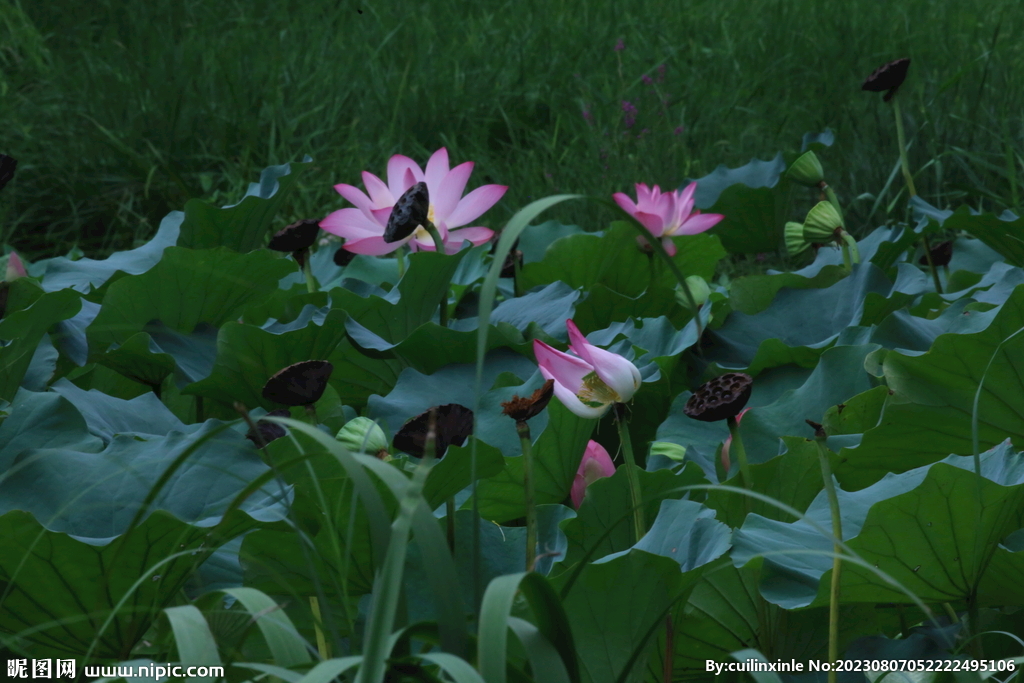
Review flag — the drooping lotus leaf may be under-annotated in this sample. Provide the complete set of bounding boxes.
[836,283,1024,488]
[177,157,312,253]
[39,211,183,294]
[686,154,789,254]
[551,500,730,683]
[0,419,289,657]
[184,306,348,412]
[49,377,186,441]
[0,288,81,402]
[88,246,293,350]
[732,442,1024,610]
[519,221,724,298]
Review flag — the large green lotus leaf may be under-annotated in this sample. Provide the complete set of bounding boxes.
[1,275,44,316]
[0,288,81,402]
[0,420,288,656]
[732,444,1024,610]
[421,439,506,511]
[553,501,729,683]
[39,211,183,294]
[519,221,724,297]
[92,330,176,388]
[706,437,826,529]
[486,280,580,340]
[345,319,532,376]
[964,262,1024,306]
[654,561,899,680]
[728,265,848,315]
[330,248,470,345]
[327,337,404,409]
[241,285,329,327]
[184,307,349,411]
[368,351,540,451]
[518,220,585,263]
[835,284,1024,489]
[21,334,57,392]
[865,296,1000,352]
[49,377,185,441]
[88,247,293,349]
[0,390,103,472]
[688,154,790,254]
[557,466,707,569]
[177,158,312,252]
[704,263,903,371]
[473,400,596,523]
[571,283,680,334]
[943,204,1024,268]
[723,344,878,467]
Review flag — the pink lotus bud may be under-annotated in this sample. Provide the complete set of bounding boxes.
[571,440,616,508]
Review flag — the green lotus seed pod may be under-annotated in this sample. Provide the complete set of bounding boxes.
[336,417,389,457]
[650,441,687,462]
[785,221,811,255]
[786,150,825,187]
[802,201,843,243]
[675,275,711,310]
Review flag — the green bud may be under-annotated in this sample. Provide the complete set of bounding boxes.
[802,201,843,243]
[336,417,390,459]
[785,221,811,255]
[674,275,710,310]
[650,441,687,462]
[786,151,824,187]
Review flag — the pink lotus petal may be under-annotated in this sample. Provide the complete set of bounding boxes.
[444,184,507,228]
[362,171,394,209]
[444,226,494,250]
[387,155,423,198]
[342,235,404,255]
[633,210,665,236]
[370,206,393,225]
[433,161,474,225]
[583,345,641,402]
[720,407,751,473]
[335,182,373,213]
[320,208,385,239]
[547,374,607,419]
[674,212,724,236]
[571,440,616,508]
[612,192,638,216]
[424,148,451,191]
[676,181,698,217]
[534,339,593,394]
[661,237,678,257]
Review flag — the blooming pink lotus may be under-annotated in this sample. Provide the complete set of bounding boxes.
[612,181,724,256]
[571,440,616,508]
[321,148,507,255]
[533,319,642,419]
[721,407,751,473]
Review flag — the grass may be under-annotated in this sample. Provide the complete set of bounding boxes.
[0,0,1022,260]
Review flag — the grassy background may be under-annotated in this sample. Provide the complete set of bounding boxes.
[0,0,1021,260]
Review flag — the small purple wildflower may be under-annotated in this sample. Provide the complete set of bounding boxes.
[673,126,685,135]
[642,74,653,85]
[621,100,638,128]
[582,108,593,124]
[657,64,666,82]
[614,39,625,52]
[756,252,768,262]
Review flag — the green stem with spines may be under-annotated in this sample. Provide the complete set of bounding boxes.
[516,421,538,571]
[614,403,646,544]
[423,221,450,327]
[302,255,317,294]
[812,429,843,683]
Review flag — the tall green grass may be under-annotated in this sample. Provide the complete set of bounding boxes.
[1,0,1022,258]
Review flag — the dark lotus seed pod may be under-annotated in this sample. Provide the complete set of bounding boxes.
[862,58,910,102]
[262,360,334,406]
[684,372,753,422]
[384,181,429,243]
[393,403,474,458]
[246,408,291,446]
[334,246,357,266]
[0,155,16,192]
[269,219,322,252]
[501,379,554,423]
[918,239,953,267]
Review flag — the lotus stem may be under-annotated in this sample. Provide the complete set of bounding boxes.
[891,92,917,198]
[396,247,406,278]
[614,403,646,544]
[423,221,450,327]
[921,234,944,294]
[446,498,456,553]
[303,257,317,294]
[822,183,844,223]
[516,421,538,571]
[810,423,842,683]
[727,415,753,495]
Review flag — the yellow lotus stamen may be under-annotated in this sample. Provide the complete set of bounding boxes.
[577,371,621,408]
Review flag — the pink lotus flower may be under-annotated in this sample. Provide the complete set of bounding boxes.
[4,251,26,281]
[533,319,642,419]
[571,440,616,508]
[721,407,751,473]
[612,181,724,256]
[321,148,507,256]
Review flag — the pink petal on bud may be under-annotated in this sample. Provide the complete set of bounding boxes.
[571,440,616,508]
